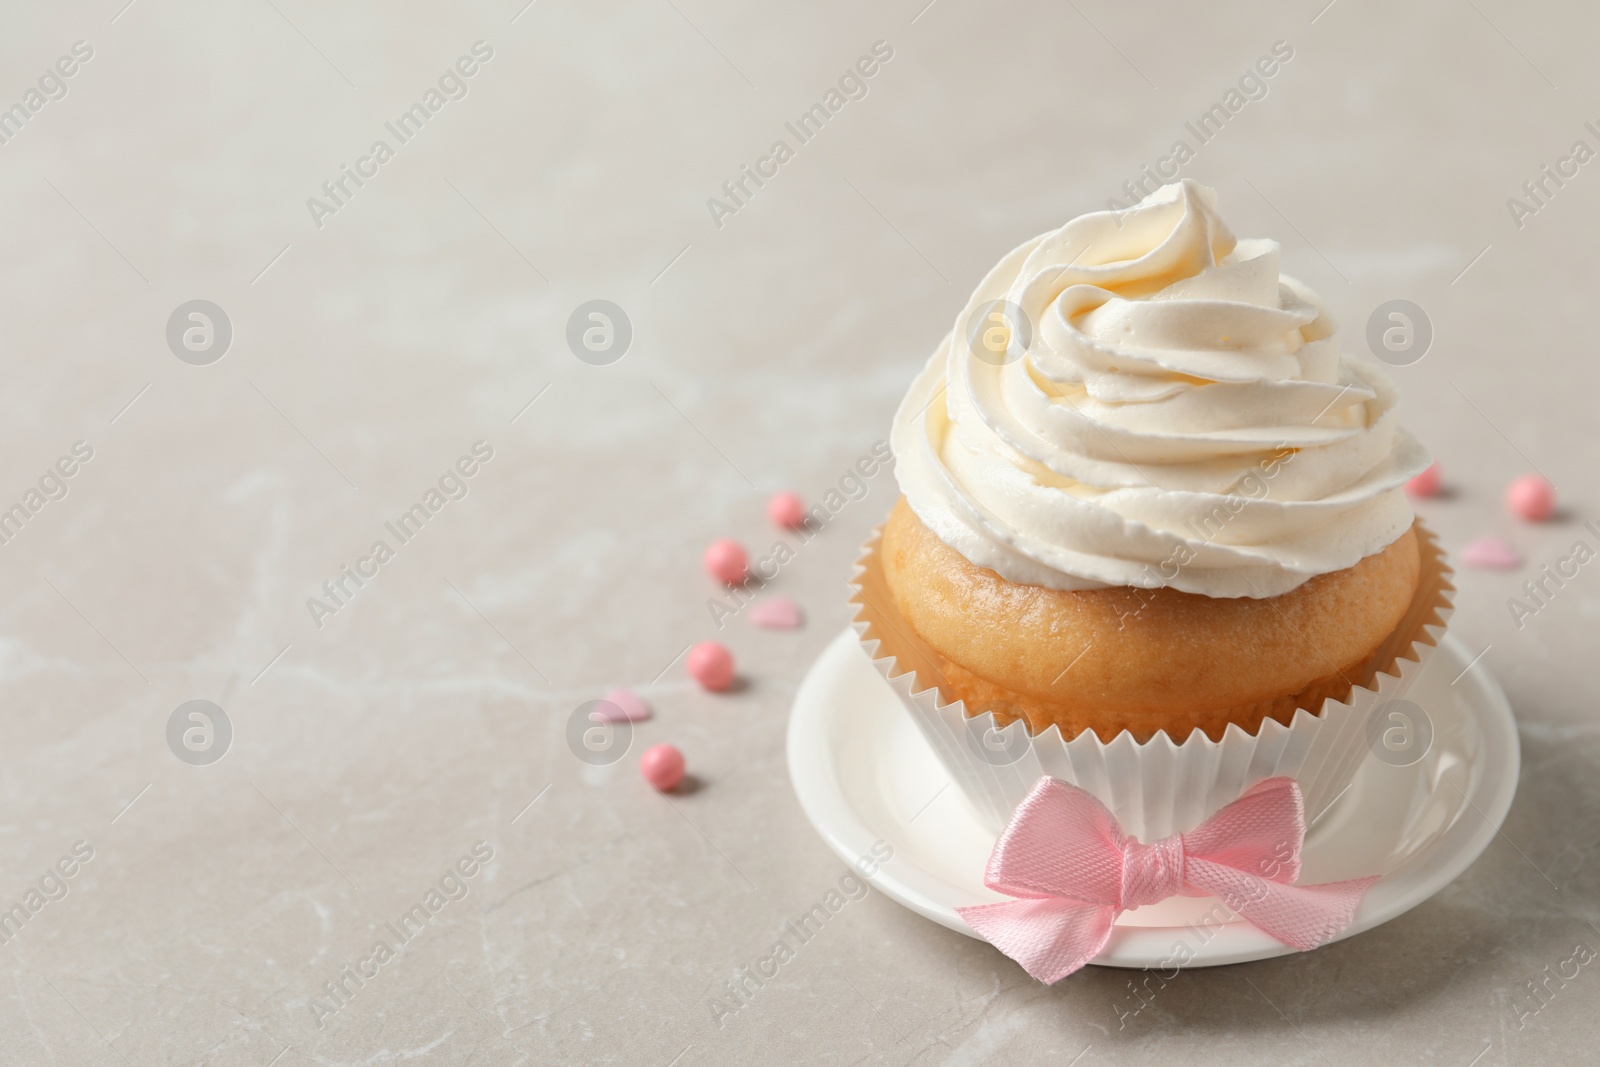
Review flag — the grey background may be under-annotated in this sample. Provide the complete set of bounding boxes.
[0,0,1595,1064]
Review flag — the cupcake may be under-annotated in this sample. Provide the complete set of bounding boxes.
[854,180,1450,838]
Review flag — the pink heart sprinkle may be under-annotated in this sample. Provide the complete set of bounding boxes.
[1461,536,1521,570]
[749,596,803,630]
[596,688,651,722]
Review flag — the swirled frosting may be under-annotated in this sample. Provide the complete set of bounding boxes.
[891,180,1429,598]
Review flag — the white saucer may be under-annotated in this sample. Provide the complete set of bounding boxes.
[787,629,1520,969]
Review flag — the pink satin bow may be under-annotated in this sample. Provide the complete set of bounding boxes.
[955,776,1377,983]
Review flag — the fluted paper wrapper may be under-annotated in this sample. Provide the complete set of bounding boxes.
[849,523,1454,841]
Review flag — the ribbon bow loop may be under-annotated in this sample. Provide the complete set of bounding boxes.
[1180,776,1305,886]
[980,777,1127,905]
[956,776,1377,983]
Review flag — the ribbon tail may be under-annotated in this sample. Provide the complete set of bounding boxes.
[1187,858,1379,951]
[956,899,1116,983]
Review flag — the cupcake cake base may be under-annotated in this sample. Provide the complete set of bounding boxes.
[880,497,1425,744]
[850,520,1452,841]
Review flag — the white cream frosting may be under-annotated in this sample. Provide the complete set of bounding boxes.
[891,180,1430,598]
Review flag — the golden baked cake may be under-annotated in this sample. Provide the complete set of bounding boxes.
[882,497,1420,741]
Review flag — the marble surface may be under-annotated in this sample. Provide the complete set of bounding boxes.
[0,0,1595,1063]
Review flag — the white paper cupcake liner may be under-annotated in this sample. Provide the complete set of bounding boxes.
[849,522,1454,842]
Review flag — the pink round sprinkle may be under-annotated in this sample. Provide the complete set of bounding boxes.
[1506,475,1556,521]
[640,743,685,791]
[687,641,735,691]
[703,539,749,585]
[769,491,807,529]
[1405,461,1442,498]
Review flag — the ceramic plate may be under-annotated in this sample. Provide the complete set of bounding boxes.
[787,629,1520,968]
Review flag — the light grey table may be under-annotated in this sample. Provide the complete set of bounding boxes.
[0,1,1594,1063]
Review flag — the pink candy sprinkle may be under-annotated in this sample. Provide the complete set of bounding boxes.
[1506,475,1556,521]
[640,743,686,791]
[594,688,650,722]
[1461,536,1521,570]
[769,491,807,529]
[749,596,803,630]
[703,539,749,585]
[1406,461,1442,498]
[687,641,735,691]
